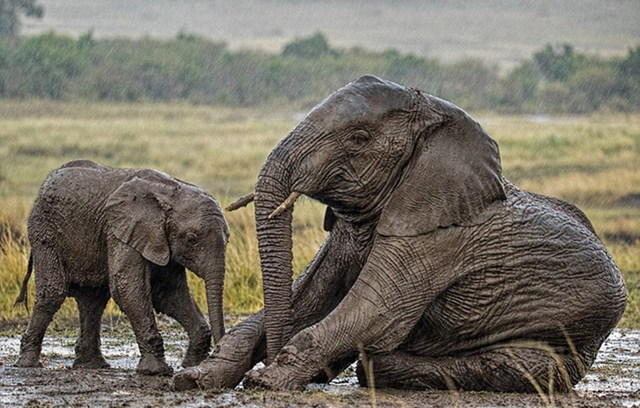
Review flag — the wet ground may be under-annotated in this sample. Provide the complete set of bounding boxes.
[1,325,638,407]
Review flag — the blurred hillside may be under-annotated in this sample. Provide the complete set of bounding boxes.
[1,31,638,113]
[22,0,640,71]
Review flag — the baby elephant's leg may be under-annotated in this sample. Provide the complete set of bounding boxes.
[73,286,111,369]
[151,265,211,368]
[357,344,586,393]
[15,248,67,367]
[109,242,172,376]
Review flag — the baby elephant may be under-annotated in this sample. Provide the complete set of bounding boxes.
[15,160,229,375]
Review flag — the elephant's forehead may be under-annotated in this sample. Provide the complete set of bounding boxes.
[305,81,410,129]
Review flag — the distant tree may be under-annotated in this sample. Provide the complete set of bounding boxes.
[8,32,87,98]
[569,65,619,111]
[619,45,640,78]
[0,0,43,37]
[282,32,335,58]
[501,61,541,108]
[534,43,585,82]
[616,45,640,107]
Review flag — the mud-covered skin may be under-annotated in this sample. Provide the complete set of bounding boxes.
[176,75,626,392]
[15,160,229,375]
[245,182,624,392]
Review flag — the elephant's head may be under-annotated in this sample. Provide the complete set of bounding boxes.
[105,173,229,343]
[252,75,506,361]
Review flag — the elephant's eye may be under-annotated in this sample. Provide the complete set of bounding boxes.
[186,232,198,245]
[349,129,370,147]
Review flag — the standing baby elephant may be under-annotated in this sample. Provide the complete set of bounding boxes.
[15,160,229,375]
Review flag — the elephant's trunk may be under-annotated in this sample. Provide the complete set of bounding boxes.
[254,155,296,364]
[205,255,226,344]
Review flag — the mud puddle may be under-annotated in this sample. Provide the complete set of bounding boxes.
[1,327,638,407]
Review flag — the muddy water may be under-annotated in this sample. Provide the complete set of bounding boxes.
[1,327,638,407]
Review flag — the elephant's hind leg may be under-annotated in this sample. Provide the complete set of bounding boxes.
[357,345,586,393]
[15,248,68,367]
[72,286,110,369]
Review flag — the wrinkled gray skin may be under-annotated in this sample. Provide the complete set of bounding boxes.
[174,76,626,392]
[15,160,229,376]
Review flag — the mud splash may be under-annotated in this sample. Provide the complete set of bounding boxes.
[1,327,638,407]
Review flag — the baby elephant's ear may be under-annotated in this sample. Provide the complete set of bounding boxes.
[105,177,171,266]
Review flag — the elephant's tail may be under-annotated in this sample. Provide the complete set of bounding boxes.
[14,253,33,310]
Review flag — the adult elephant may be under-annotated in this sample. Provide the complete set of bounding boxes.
[174,75,626,392]
[15,160,229,375]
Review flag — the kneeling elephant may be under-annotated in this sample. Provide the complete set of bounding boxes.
[175,75,626,392]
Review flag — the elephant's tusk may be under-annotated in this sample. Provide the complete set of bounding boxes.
[225,192,255,211]
[269,192,301,219]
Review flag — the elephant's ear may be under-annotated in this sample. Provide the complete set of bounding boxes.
[378,112,506,237]
[105,177,171,265]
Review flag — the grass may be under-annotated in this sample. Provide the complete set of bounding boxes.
[0,100,327,324]
[0,101,638,329]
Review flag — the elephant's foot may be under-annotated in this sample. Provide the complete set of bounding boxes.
[14,351,43,368]
[181,328,212,368]
[136,354,173,376]
[181,347,210,368]
[173,356,246,391]
[243,364,307,391]
[243,345,311,391]
[73,355,111,369]
[173,367,200,390]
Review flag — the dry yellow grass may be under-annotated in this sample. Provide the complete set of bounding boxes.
[1,101,638,328]
[0,100,326,323]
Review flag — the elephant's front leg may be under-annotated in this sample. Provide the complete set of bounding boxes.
[173,220,371,390]
[173,310,265,390]
[108,240,172,375]
[244,236,450,391]
[150,264,211,368]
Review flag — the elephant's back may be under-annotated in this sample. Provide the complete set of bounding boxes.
[492,183,625,334]
[31,164,126,222]
[28,164,130,280]
[511,185,626,336]
[409,182,626,358]
[29,162,173,238]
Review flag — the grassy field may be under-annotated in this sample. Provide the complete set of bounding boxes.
[0,100,638,328]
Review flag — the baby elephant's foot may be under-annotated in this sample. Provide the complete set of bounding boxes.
[73,355,111,369]
[182,329,211,368]
[137,354,173,376]
[14,351,43,368]
[181,348,209,368]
